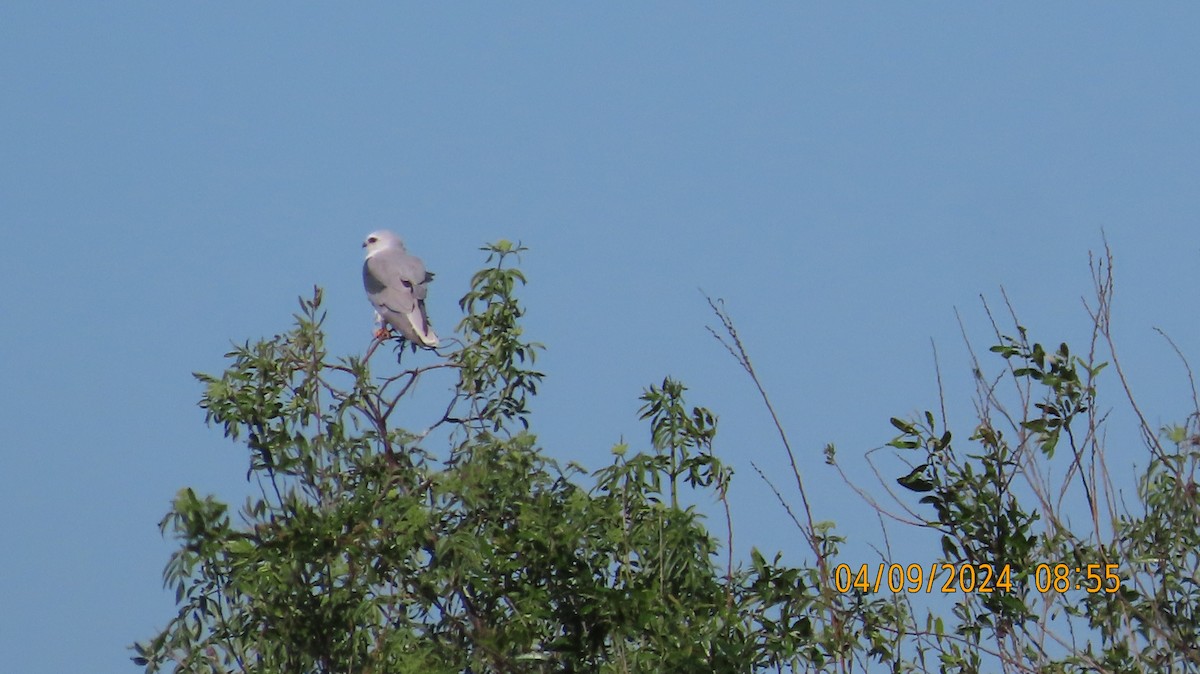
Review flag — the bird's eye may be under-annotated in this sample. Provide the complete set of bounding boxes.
[367,236,377,243]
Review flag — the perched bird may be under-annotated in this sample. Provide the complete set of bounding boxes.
[362,230,439,348]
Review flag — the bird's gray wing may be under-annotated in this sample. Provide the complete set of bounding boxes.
[363,248,429,313]
[363,248,439,346]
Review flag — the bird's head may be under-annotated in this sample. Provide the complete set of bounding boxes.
[362,230,405,256]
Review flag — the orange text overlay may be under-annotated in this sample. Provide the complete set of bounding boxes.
[833,563,1123,594]
[832,563,1014,594]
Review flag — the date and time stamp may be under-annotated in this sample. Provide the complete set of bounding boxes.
[832,562,1122,594]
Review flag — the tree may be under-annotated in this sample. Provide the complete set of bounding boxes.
[135,241,1200,673]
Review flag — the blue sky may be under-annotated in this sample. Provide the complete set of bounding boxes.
[3,4,1200,672]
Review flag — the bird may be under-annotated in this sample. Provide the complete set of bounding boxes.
[362,230,440,349]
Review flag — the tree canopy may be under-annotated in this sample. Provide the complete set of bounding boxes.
[135,242,1200,673]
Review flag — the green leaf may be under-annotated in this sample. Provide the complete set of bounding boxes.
[940,535,958,560]
[897,465,934,492]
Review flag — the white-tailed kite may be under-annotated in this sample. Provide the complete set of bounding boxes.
[362,230,439,348]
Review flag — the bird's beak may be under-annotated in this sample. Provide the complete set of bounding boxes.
[361,242,368,248]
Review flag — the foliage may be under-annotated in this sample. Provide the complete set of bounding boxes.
[134,243,802,673]
[866,247,1200,673]
[135,242,1200,673]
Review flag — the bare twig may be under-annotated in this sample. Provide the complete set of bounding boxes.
[705,296,823,569]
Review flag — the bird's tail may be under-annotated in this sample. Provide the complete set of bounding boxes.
[410,308,439,348]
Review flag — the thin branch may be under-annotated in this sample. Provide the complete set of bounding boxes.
[1154,326,1200,419]
[705,296,823,570]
